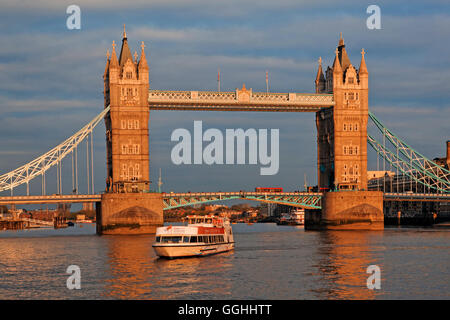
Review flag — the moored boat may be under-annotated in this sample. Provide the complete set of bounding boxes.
[290,208,305,225]
[152,215,234,259]
[276,208,305,226]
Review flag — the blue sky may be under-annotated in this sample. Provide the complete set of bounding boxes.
[0,0,449,198]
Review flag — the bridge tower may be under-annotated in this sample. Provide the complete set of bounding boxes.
[97,27,163,235]
[310,34,383,230]
[316,34,368,191]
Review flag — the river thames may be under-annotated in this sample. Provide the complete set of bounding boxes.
[0,223,448,299]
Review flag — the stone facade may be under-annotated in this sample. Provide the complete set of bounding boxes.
[309,34,384,230]
[103,29,150,193]
[99,28,163,235]
[315,35,369,191]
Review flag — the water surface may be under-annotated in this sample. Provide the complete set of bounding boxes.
[0,223,448,299]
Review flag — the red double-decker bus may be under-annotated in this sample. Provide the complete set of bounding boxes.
[255,187,283,193]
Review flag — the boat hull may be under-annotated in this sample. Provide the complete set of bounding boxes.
[153,242,234,259]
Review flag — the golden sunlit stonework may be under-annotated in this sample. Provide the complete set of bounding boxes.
[99,27,163,235]
[312,34,383,230]
[315,34,369,192]
[104,29,150,194]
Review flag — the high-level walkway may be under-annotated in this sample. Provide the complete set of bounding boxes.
[148,89,334,112]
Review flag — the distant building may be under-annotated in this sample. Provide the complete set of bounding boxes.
[433,141,450,169]
[218,210,241,218]
[260,203,277,216]
[243,209,258,218]
[204,204,227,212]
[82,203,94,211]
[367,171,395,180]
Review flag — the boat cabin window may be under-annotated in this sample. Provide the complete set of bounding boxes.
[160,236,182,243]
[190,236,198,243]
[156,236,160,242]
[198,236,208,243]
[183,236,190,243]
[205,218,212,224]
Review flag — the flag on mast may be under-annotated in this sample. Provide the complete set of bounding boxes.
[218,67,221,92]
[266,70,269,93]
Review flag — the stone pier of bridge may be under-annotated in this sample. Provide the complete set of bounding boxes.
[305,191,384,230]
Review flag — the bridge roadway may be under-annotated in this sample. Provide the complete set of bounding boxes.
[0,192,323,209]
[383,192,450,202]
[148,89,335,112]
[0,192,449,208]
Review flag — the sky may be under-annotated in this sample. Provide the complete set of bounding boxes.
[0,0,449,199]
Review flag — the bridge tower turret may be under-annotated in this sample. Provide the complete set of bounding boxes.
[315,57,326,93]
[316,34,369,191]
[98,27,163,235]
[103,27,150,193]
[310,34,383,230]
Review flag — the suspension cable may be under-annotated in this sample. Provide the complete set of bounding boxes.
[0,106,110,192]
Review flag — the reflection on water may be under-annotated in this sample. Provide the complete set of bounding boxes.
[0,223,448,299]
[313,231,384,299]
[102,234,233,299]
[103,235,155,299]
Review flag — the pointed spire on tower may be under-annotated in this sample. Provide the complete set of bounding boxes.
[315,56,325,83]
[333,48,342,73]
[339,32,344,46]
[119,25,133,67]
[110,40,119,68]
[359,48,368,75]
[315,57,325,93]
[336,32,351,71]
[138,41,148,69]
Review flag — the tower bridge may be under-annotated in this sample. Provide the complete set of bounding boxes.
[1,29,449,233]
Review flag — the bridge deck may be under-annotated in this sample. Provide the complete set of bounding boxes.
[0,194,101,205]
[383,192,450,201]
[0,192,449,206]
[148,90,334,112]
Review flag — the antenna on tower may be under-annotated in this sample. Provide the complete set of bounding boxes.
[304,173,308,191]
[158,168,163,193]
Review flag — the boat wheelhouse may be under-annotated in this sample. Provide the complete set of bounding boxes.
[152,215,234,259]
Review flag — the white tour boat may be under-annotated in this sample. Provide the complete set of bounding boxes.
[152,215,235,259]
